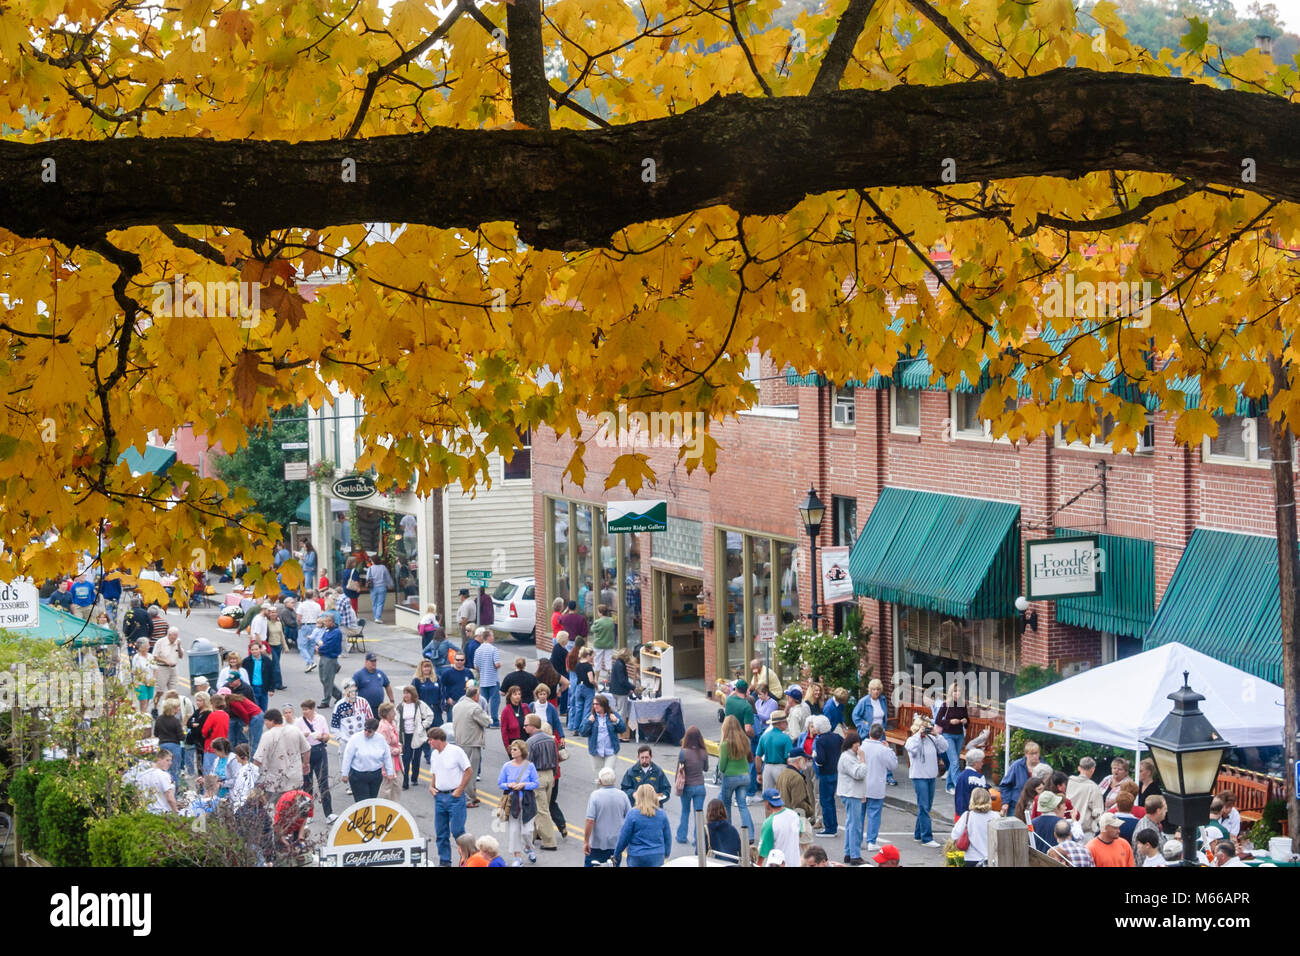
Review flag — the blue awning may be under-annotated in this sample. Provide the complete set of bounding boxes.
[118,444,177,477]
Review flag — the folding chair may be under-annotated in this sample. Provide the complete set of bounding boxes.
[345,620,367,655]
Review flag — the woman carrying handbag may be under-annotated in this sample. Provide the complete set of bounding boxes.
[674,725,710,848]
[950,787,993,866]
[497,740,539,866]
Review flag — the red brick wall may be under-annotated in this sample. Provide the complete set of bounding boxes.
[532,382,1294,688]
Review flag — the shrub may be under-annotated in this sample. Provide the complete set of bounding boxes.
[1006,727,1130,780]
[1015,665,1062,695]
[7,759,62,853]
[774,623,861,695]
[89,807,257,867]
[34,761,123,866]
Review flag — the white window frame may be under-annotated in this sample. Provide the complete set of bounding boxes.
[1202,414,1272,467]
[890,386,921,435]
[1054,415,1155,455]
[832,385,856,428]
[949,391,1016,443]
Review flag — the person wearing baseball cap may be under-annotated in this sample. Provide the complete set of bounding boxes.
[757,787,801,866]
[784,685,811,740]
[872,844,901,867]
[1086,811,1135,867]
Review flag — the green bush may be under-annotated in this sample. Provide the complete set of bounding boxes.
[1245,799,1287,847]
[1007,727,1131,779]
[34,762,123,866]
[7,760,62,853]
[1015,665,1062,695]
[88,808,256,867]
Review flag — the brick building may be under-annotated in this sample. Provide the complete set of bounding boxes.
[531,354,1289,705]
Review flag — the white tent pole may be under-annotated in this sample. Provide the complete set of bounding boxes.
[1005,719,1012,780]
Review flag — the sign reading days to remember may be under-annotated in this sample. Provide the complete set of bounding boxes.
[321,798,426,867]
[1025,535,1103,600]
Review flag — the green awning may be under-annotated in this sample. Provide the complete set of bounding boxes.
[849,487,1020,619]
[27,605,119,647]
[295,496,312,522]
[1144,528,1283,684]
[1053,528,1154,639]
[117,444,177,477]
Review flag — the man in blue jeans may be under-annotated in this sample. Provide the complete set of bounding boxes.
[425,727,473,866]
[862,723,898,853]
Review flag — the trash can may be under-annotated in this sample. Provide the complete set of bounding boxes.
[188,637,220,688]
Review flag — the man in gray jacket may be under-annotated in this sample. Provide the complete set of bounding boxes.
[452,685,492,807]
[862,723,898,853]
[525,713,560,851]
[1067,756,1106,837]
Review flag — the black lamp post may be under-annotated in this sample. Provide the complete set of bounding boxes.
[798,486,825,630]
[1140,672,1231,867]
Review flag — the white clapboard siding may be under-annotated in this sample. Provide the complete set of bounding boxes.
[445,453,534,595]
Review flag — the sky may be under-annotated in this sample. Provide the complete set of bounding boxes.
[1233,0,1300,32]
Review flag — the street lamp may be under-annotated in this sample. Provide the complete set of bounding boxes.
[798,486,825,630]
[1013,595,1038,634]
[1140,672,1231,867]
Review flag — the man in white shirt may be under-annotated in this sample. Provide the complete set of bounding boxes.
[456,588,477,640]
[136,751,178,814]
[758,789,802,867]
[152,626,184,696]
[297,595,323,670]
[425,726,473,867]
[249,603,272,641]
[252,708,312,803]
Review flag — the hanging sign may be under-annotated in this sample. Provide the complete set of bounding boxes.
[0,579,40,628]
[1025,535,1102,600]
[608,500,668,533]
[820,546,854,605]
[331,474,377,501]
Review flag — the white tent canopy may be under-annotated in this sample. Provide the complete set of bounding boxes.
[1004,642,1285,763]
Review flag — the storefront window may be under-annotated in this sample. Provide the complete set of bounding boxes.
[551,498,569,605]
[899,607,1017,708]
[723,532,745,679]
[575,505,593,619]
[623,533,642,648]
[747,536,771,652]
[777,540,798,629]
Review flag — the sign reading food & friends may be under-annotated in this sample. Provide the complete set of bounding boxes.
[1025,535,1102,600]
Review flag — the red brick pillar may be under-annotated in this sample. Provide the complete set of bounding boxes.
[1152,411,1194,605]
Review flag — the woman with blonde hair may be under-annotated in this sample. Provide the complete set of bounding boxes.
[718,715,754,831]
[497,738,539,866]
[851,677,895,786]
[377,701,403,793]
[952,787,994,866]
[615,783,673,867]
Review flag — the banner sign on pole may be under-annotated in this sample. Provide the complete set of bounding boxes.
[820,546,853,605]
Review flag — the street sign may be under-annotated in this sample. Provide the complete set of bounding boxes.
[607,499,668,533]
[280,441,310,450]
[283,461,308,480]
[466,569,492,582]
[756,613,776,644]
[0,579,40,628]
[331,474,377,501]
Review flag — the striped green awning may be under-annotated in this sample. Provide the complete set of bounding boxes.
[1053,529,1154,639]
[849,487,1020,619]
[295,496,312,522]
[1143,528,1283,684]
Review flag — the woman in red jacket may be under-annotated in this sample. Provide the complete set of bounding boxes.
[203,693,232,773]
[500,685,532,752]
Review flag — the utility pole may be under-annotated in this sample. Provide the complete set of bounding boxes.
[430,488,445,626]
[1268,355,1300,851]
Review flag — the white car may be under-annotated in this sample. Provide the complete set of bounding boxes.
[491,577,537,643]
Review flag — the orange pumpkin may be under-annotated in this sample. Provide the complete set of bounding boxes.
[218,614,235,629]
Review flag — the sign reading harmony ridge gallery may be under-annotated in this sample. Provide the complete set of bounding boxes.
[607,499,668,533]
[1025,535,1103,600]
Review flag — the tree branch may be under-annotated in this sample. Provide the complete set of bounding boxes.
[906,0,1005,82]
[810,0,877,96]
[4,70,1298,250]
[505,0,552,130]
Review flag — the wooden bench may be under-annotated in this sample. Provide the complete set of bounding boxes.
[1216,771,1271,827]
[883,703,928,750]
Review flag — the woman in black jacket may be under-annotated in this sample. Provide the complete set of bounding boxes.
[609,649,635,741]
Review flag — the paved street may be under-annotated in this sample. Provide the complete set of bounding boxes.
[166,603,948,867]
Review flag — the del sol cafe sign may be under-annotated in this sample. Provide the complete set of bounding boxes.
[321,798,426,866]
[331,474,377,501]
[1025,535,1103,600]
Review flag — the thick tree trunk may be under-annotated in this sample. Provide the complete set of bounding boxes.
[504,0,551,132]
[4,69,1300,249]
[1269,356,1300,852]
[1271,428,1300,852]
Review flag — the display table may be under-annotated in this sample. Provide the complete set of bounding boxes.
[629,697,684,745]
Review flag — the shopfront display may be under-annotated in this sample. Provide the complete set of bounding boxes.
[545,496,644,651]
[655,572,704,680]
[716,528,799,683]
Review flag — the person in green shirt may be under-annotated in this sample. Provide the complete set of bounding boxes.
[755,711,793,796]
[589,604,617,684]
[718,715,755,831]
[722,680,758,802]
